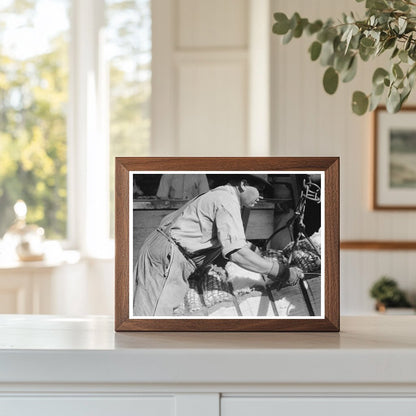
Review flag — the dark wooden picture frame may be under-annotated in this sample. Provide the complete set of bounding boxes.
[115,157,339,332]
[373,106,416,210]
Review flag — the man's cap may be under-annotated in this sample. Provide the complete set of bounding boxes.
[247,174,271,187]
[227,173,272,188]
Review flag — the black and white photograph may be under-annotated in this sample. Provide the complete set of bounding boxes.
[129,172,324,318]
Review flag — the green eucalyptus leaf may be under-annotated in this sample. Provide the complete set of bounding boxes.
[320,40,335,66]
[350,33,361,49]
[360,37,375,48]
[383,37,396,50]
[307,20,323,35]
[309,41,322,61]
[317,29,328,43]
[369,92,383,111]
[293,18,308,38]
[393,63,404,79]
[399,49,408,63]
[401,89,411,106]
[391,47,399,59]
[290,12,301,29]
[397,80,405,89]
[387,87,401,113]
[342,56,358,82]
[347,13,356,24]
[409,44,416,60]
[341,26,352,43]
[405,34,413,51]
[408,71,416,88]
[344,25,359,53]
[323,67,339,94]
[359,44,375,61]
[334,35,342,52]
[398,17,407,34]
[273,13,290,35]
[366,0,388,10]
[326,27,338,42]
[408,63,416,77]
[384,77,391,87]
[369,30,381,44]
[393,0,410,12]
[372,67,389,85]
[390,21,400,34]
[334,52,352,72]
[374,82,385,96]
[282,29,294,44]
[352,91,369,115]
[407,65,416,88]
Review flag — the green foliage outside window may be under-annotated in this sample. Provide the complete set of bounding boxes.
[107,0,151,237]
[0,0,69,238]
[0,0,151,240]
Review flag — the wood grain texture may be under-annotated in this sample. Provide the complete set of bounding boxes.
[325,157,340,331]
[341,241,416,250]
[115,157,340,332]
[114,159,130,330]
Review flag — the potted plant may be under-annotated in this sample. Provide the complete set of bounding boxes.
[369,276,413,313]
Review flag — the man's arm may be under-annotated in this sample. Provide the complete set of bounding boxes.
[229,246,302,285]
[228,246,275,275]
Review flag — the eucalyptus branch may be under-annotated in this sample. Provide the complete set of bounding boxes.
[272,0,416,115]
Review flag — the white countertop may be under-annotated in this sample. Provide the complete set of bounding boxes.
[0,315,415,387]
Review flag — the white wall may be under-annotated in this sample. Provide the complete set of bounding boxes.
[44,0,416,316]
[152,0,271,156]
[270,0,416,313]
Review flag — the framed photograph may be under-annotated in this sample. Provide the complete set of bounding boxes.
[115,157,339,332]
[374,106,416,209]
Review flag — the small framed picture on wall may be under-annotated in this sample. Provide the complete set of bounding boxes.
[374,106,416,209]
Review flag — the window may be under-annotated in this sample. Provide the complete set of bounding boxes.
[0,0,151,252]
[106,0,151,237]
[0,0,70,239]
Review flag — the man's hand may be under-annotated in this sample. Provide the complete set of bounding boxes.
[288,266,304,286]
[268,262,304,288]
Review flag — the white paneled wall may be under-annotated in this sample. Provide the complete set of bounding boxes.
[177,0,248,49]
[152,0,252,156]
[271,0,416,314]
[177,57,247,155]
[149,0,416,314]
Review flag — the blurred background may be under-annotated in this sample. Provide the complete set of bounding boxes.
[0,0,415,316]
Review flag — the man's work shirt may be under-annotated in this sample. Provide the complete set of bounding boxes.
[159,185,248,266]
[156,174,209,200]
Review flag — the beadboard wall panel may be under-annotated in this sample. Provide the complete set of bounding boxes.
[150,0,416,314]
[152,0,250,156]
[271,0,416,241]
[271,0,416,314]
[177,0,248,49]
[177,60,247,156]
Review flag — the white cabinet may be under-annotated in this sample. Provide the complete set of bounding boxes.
[0,256,113,315]
[222,398,416,416]
[1,396,175,416]
[1,316,416,415]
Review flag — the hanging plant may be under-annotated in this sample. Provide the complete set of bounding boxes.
[272,0,416,115]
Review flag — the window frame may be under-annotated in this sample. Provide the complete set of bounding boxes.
[67,0,112,257]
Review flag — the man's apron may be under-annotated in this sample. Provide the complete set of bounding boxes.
[133,194,216,316]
